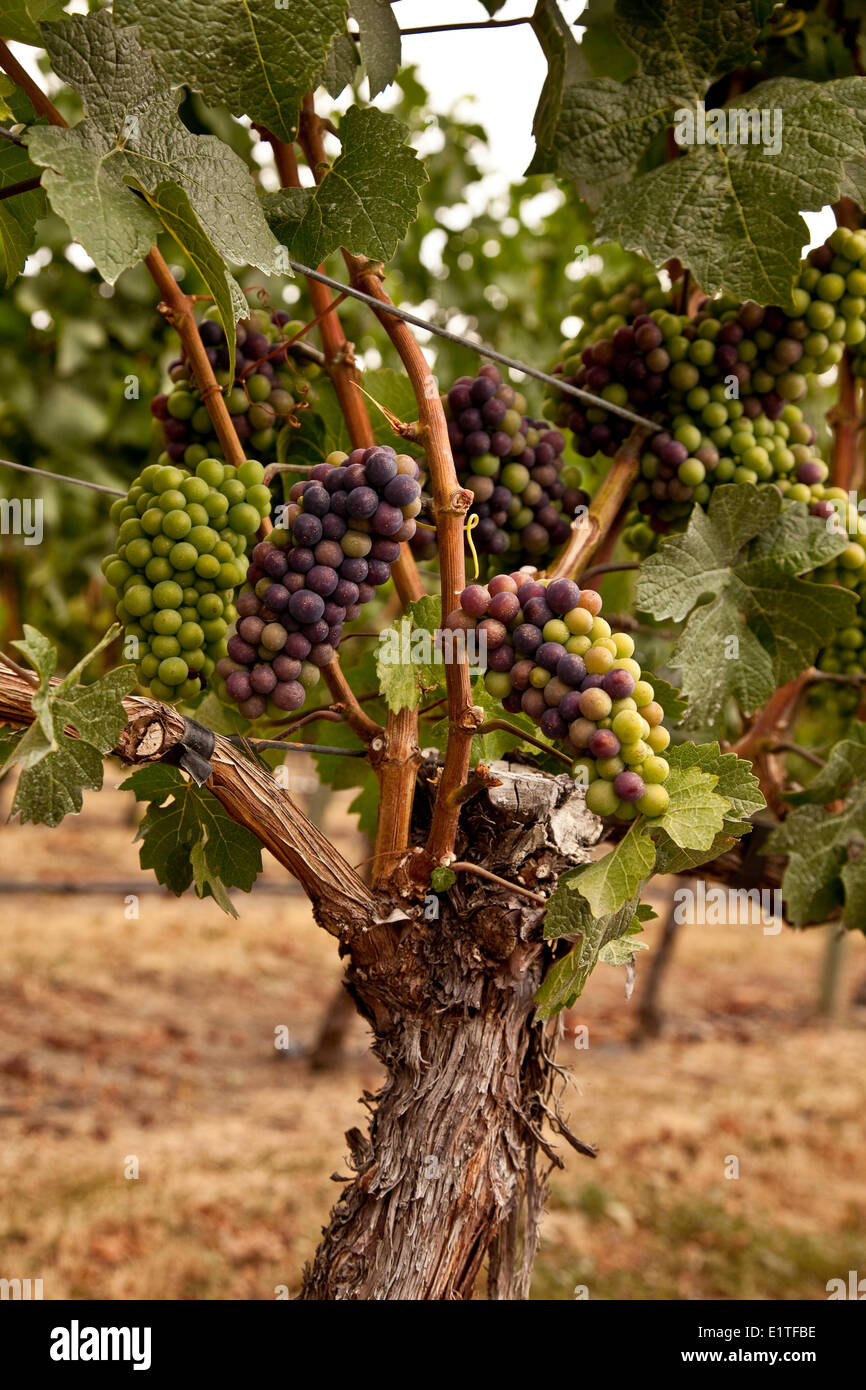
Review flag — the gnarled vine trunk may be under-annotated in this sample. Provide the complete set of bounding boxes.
[300,765,601,1301]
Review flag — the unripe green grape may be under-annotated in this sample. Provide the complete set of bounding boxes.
[221,479,246,505]
[647,724,671,752]
[153,608,183,636]
[637,784,669,817]
[197,458,225,487]
[585,779,619,817]
[145,557,173,584]
[151,635,181,660]
[228,502,261,536]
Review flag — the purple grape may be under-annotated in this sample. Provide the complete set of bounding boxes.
[370,539,401,563]
[226,670,252,702]
[540,708,568,740]
[558,690,583,723]
[340,557,368,583]
[603,667,636,699]
[309,642,335,667]
[521,688,547,720]
[271,680,305,711]
[536,642,567,672]
[366,559,392,587]
[272,654,301,682]
[284,632,311,660]
[487,643,515,673]
[250,664,278,695]
[461,584,492,618]
[365,449,399,486]
[588,729,620,759]
[288,547,314,574]
[314,539,344,569]
[321,513,347,540]
[523,598,554,627]
[306,565,338,597]
[513,623,543,655]
[489,591,520,623]
[614,771,645,802]
[347,486,379,519]
[293,513,322,546]
[263,549,289,579]
[333,579,359,607]
[288,589,325,624]
[301,484,330,518]
[302,620,330,643]
[356,582,376,605]
[557,654,587,686]
[372,503,405,536]
[546,578,581,615]
[264,584,290,612]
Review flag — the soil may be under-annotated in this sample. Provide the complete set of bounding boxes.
[0,765,864,1300]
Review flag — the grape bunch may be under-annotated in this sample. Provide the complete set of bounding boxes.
[623,401,829,550]
[150,308,307,467]
[217,445,421,720]
[103,458,272,703]
[562,258,672,351]
[443,365,588,566]
[448,574,671,821]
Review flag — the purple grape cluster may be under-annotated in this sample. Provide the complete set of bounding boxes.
[442,365,588,564]
[447,573,672,821]
[216,445,421,720]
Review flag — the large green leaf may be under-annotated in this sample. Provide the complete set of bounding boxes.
[350,0,401,97]
[766,737,866,930]
[0,625,135,827]
[263,106,426,266]
[0,0,65,45]
[637,488,856,728]
[534,0,866,305]
[115,0,348,142]
[537,875,644,1017]
[0,139,45,287]
[27,11,282,285]
[121,763,263,917]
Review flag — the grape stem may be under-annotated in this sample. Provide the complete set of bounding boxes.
[543,430,648,582]
[345,251,481,880]
[0,176,41,201]
[449,862,546,906]
[290,103,425,889]
[476,721,574,770]
[766,742,826,768]
[228,736,366,757]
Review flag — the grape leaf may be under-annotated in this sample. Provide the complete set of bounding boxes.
[664,741,763,829]
[541,0,866,307]
[528,0,595,174]
[309,367,420,455]
[637,488,857,728]
[568,820,656,917]
[0,0,65,45]
[598,933,648,966]
[350,0,401,97]
[11,736,105,828]
[120,763,262,917]
[430,866,456,893]
[28,11,282,286]
[765,736,866,928]
[0,625,135,826]
[643,672,687,724]
[537,875,643,1016]
[115,0,348,142]
[137,181,246,384]
[376,615,420,712]
[319,32,359,97]
[650,764,728,851]
[263,106,426,267]
[0,138,45,287]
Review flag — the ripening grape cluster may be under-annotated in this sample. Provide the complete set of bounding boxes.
[441,365,588,567]
[562,258,672,350]
[150,308,306,467]
[216,445,421,720]
[448,575,671,820]
[103,458,272,702]
[623,402,828,550]
[542,238,866,551]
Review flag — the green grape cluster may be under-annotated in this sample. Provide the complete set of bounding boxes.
[103,457,272,703]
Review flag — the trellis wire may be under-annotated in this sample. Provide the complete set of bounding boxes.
[287,259,659,432]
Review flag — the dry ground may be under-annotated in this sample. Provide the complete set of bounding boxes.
[0,767,864,1300]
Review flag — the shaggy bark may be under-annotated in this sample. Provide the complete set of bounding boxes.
[299,763,602,1300]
